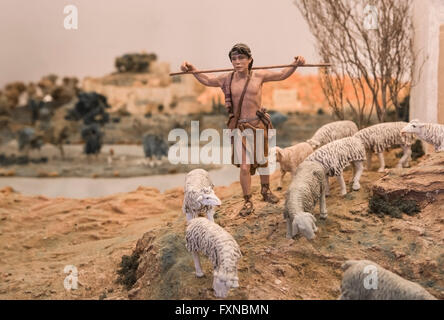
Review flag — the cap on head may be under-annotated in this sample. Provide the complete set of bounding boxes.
[229,43,253,70]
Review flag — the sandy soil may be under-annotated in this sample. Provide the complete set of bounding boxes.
[0,149,442,300]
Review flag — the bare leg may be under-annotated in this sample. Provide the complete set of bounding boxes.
[398,145,412,168]
[366,150,372,170]
[277,170,286,191]
[320,181,328,219]
[239,164,252,196]
[377,152,385,172]
[192,252,204,277]
[352,161,364,191]
[336,174,347,196]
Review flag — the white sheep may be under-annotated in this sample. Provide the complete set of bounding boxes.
[306,137,366,196]
[284,160,327,240]
[401,119,444,152]
[354,122,416,172]
[273,142,314,190]
[183,169,221,222]
[339,260,437,300]
[185,217,242,298]
[306,120,358,149]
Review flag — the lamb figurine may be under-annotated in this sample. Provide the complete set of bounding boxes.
[401,119,444,152]
[306,120,359,149]
[306,136,366,196]
[284,160,327,240]
[354,122,416,172]
[339,260,437,300]
[185,217,242,298]
[183,169,221,222]
[273,142,314,190]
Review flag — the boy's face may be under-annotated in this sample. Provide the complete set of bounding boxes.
[230,52,252,72]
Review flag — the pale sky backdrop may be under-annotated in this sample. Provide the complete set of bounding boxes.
[0,0,319,87]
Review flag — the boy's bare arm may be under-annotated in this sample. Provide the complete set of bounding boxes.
[261,56,306,82]
[180,61,227,87]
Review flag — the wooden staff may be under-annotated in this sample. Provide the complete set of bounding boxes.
[169,63,331,76]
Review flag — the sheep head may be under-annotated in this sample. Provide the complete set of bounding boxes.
[196,187,221,207]
[401,119,423,135]
[306,139,321,149]
[213,269,239,298]
[292,212,318,240]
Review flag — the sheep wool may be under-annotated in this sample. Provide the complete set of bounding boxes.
[284,160,327,239]
[340,260,437,300]
[354,122,415,154]
[306,137,366,177]
[307,120,358,149]
[182,169,220,221]
[186,217,242,297]
[401,120,444,152]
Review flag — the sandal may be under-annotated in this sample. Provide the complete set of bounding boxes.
[239,194,254,217]
[261,184,279,204]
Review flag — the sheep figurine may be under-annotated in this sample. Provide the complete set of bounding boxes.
[284,160,327,240]
[274,142,314,190]
[354,122,416,172]
[183,169,221,222]
[401,119,444,152]
[186,217,242,298]
[306,120,358,149]
[339,260,437,300]
[306,136,366,196]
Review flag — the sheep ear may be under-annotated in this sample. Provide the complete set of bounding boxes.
[275,147,282,160]
[196,195,203,202]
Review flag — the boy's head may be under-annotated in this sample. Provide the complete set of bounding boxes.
[229,43,253,71]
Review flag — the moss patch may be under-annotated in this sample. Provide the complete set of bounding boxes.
[396,139,425,161]
[116,252,140,290]
[368,194,420,218]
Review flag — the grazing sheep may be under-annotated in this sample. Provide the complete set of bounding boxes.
[284,160,327,240]
[354,122,416,172]
[274,142,314,190]
[306,137,366,196]
[401,120,444,152]
[307,120,358,149]
[186,217,242,298]
[339,260,437,300]
[183,169,221,222]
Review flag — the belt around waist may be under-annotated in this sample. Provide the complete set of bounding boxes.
[238,117,259,123]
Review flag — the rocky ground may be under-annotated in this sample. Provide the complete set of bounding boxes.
[0,149,442,300]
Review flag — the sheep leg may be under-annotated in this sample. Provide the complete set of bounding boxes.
[336,174,347,196]
[192,252,204,277]
[320,182,328,219]
[277,170,286,191]
[352,161,363,191]
[366,150,372,170]
[377,152,385,172]
[286,217,293,238]
[398,145,412,168]
[324,176,330,196]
